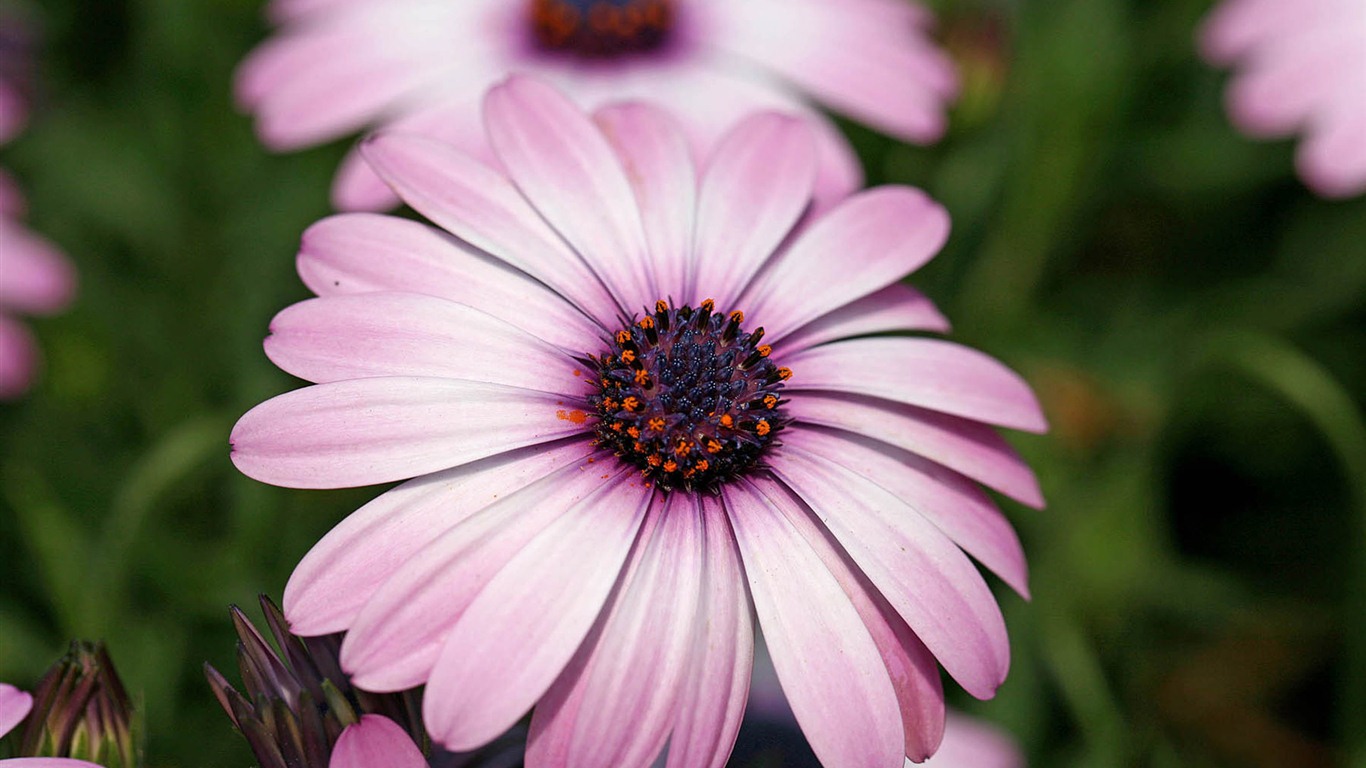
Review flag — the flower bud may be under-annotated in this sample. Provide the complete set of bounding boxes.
[17,641,137,768]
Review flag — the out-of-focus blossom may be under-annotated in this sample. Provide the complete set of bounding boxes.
[205,595,524,768]
[0,642,133,768]
[0,12,74,399]
[230,76,1044,768]
[235,0,960,211]
[1200,0,1366,198]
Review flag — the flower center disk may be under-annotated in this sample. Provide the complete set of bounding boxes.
[590,300,791,491]
[530,0,675,58]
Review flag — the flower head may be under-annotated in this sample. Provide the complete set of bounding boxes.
[1200,0,1366,198]
[0,642,133,768]
[231,76,1045,768]
[236,0,959,211]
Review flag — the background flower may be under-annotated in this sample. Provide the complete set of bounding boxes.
[0,10,74,399]
[1199,0,1366,198]
[230,75,1043,768]
[234,0,958,211]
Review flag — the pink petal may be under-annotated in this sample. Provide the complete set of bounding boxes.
[664,495,754,768]
[264,292,584,391]
[1225,23,1361,138]
[723,480,905,768]
[340,460,625,690]
[330,715,426,768]
[237,27,433,149]
[691,113,816,310]
[330,83,498,211]
[0,315,37,400]
[742,478,947,761]
[0,221,76,316]
[787,392,1044,508]
[742,187,950,343]
[0,683,33,739]
[484,76,656,307]
[1299,89,1366,199]
[711,0,958,142]
[924,711,1024,768]
[423,478,653,751]
[527,494,704,768]
[284,439,598,635]
[592,103,698,301]
[296,213,600,349]
[779,284,951,352]
[769,447,1011,699]
[784,428,1030,599]
[358,131,621,325]
[229,377,588,489]
[781,337,1048,433]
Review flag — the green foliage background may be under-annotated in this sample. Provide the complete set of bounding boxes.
[1,0,1362,766]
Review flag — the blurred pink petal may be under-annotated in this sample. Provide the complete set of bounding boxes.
[1200,0,1366,197]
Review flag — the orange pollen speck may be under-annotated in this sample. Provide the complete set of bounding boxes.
[674,440,692,456]
[647,454,663,467]
[633,441,646,453]
[639,316,655,329]
[729,311,745,323]
[556,409,588,425]
[634,369,650,386]
[695,459,710,472]
[758,345,772,357]
[610,422,623,432]
[647,417,666,431]
[706,439,723,454]
[663,459,678,473]
[655,299,669,313]
[615,330,631,344]
[627,426,641,439]
[719,414,734,429]
[777,367,793,380]
[572,369,583,377]
[622,396,641,411]
[700,298,715,311]
[755,419,771,436]
[764,395,778,408]
[602,397,618,411]
[621,350,637,364]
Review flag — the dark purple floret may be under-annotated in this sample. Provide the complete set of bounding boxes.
[530,0,675,58]
[588,299,792,492]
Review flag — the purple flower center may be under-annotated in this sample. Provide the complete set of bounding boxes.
[589,299,791,492]
[530,0,676,59]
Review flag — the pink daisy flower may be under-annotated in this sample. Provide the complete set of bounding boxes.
[231,76,1045,768]
[1199,0,1366,198]
[236,0,959,211]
